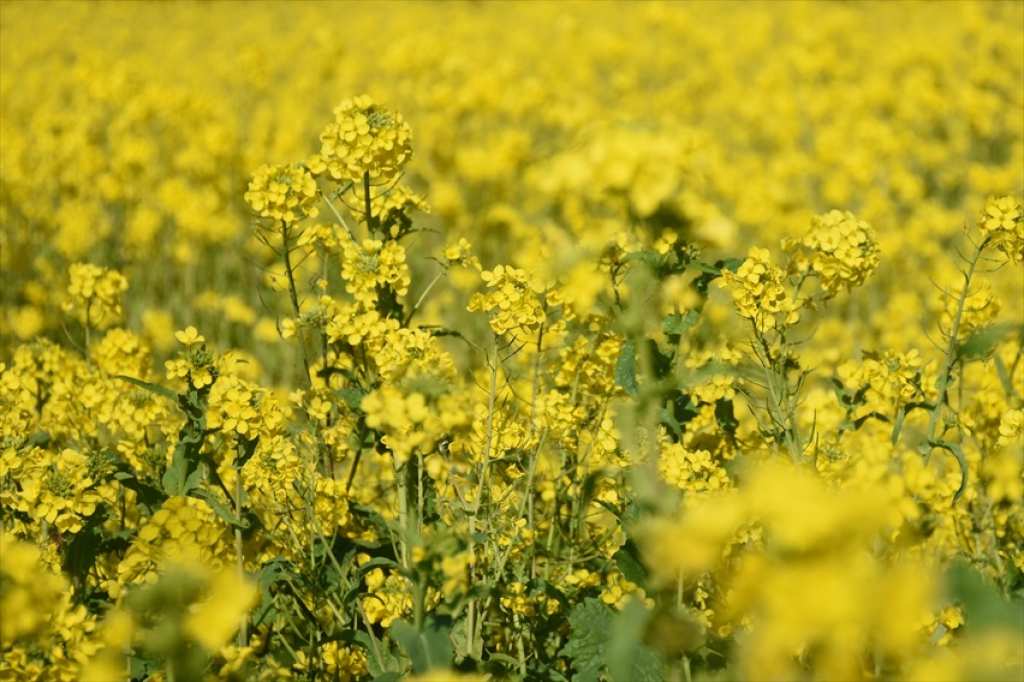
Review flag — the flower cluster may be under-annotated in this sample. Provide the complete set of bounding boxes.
[791,209,881,296]
[719,247,800,332]
[1,2,1022,680]
[63,262,128,331]
[339,233,411,307]
[467,265,547,337]
[314,95,413,184]
[979,195,1023,263]
[244,162,319,225]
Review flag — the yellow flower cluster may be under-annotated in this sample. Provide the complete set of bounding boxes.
[113,496,231,597]
[658,442,731,496]
[719,247,800,332]
[360,563,414,627]
[63,262,128,331]
[940,277,1002,339]
[314,95,413,184]
[791,209,881,296]
[1,534,100,679]
[339,233,411,307]
[11,448,100,534]
[641,461,952,680]
[1,2,1022,680]
[468,265,547,337]
[835,349,933,421]
[0,533,70,645]
[363,385,444,465]
[980,195,1023,262]
[244,162,320,225]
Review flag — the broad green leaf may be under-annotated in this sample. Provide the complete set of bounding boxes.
[337,386,366,409]
[560,599,613,681]
[607,598,664,682]
[390,617,452,673]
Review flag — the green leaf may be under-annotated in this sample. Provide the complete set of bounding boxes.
[613,541,649,586]
[337,387,366,410]
[182,463,206,496]
[692,257,744,295]
[957,323,1022,361]
[616,339,639,396]
[560,599,614,681]
[662,310,699,338]
[26,430,51,447]
[606,598,664,682]
[624,250,662,268]
[112,465,166,509]
[62,509,106,588]
[486,652,521,670]
[390,617,452,673]
[162,444,189,496]
[114,374,177,401]
[945,560,1024,633]
[420,618,454,671]
[713,399,739,437]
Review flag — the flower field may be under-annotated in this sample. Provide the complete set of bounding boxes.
[1,1,1023,680]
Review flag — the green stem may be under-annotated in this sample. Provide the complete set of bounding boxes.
[235,444,248,646]
[363,171,375,231]
[280,221,312,386]
[923,237,989,449]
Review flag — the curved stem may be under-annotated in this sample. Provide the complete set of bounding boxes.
[923,237,989,449]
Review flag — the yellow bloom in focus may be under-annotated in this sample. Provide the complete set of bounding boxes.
[979,195,1023,262]
[315,95,413,184]
[245,162,319,225]
[174,325,205,346]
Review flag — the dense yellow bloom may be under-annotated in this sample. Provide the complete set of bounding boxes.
[1,2,1022,680]
[790,209,880,296]
[183,566,258,651]
[338,233,411,307]
[244,162,319,224]
[314,95,412,184]
[0,534,68,644]
[468,265,546,337]
[13,449,101,534]
[719,247,800,332]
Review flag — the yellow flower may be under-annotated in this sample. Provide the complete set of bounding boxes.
[184,568,257,651]
[174,325,205,346]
